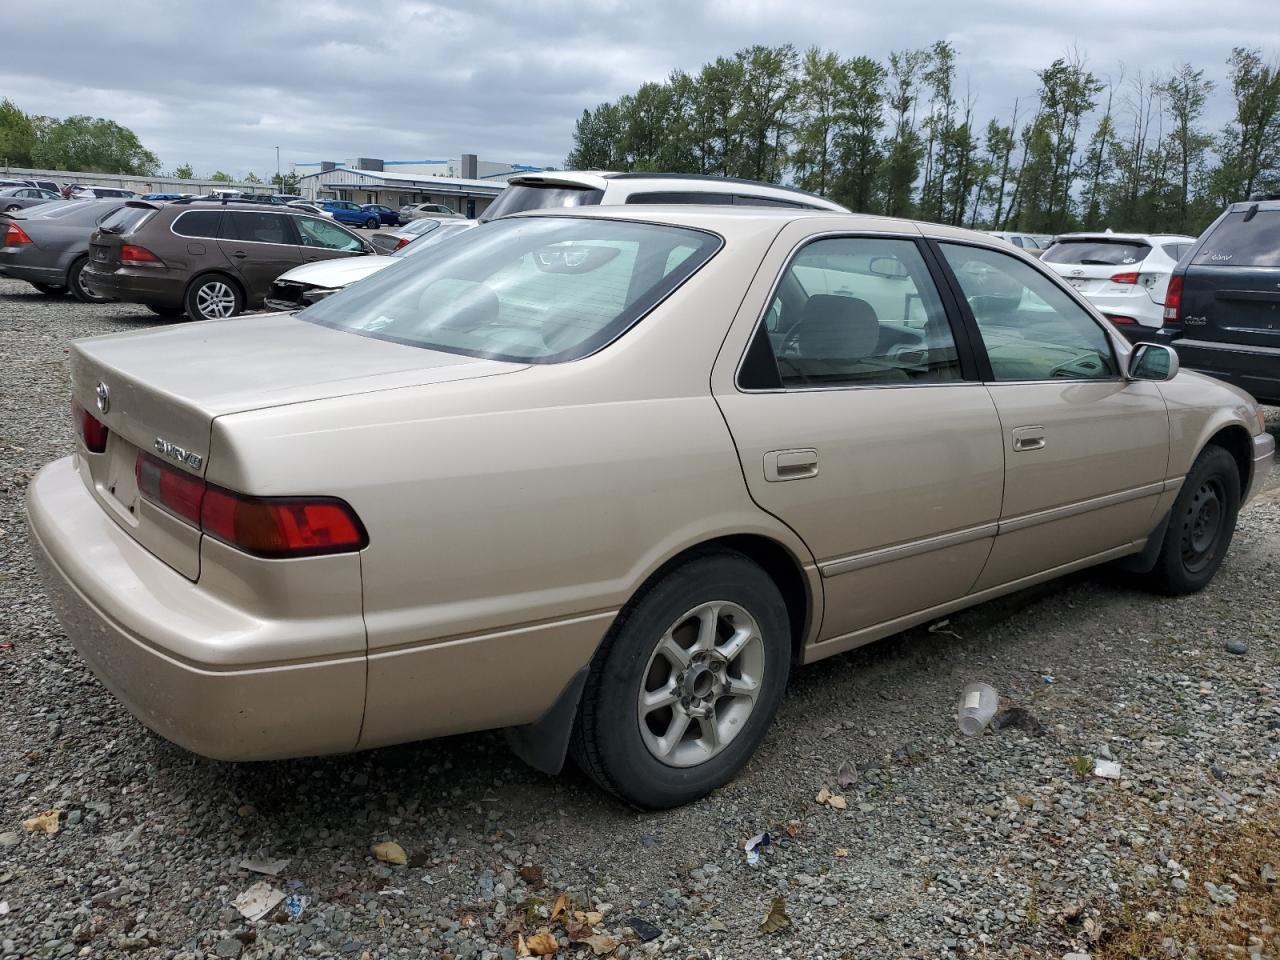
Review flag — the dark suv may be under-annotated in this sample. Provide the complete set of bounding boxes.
[1163,194,1280,405]
[82,200,373,320]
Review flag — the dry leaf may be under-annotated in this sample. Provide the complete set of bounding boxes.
[760,895,791,934]
[835,847,850,858]
[22,809,61,834]
[371,841,408,866]
[573,910,604,926]
[516,934,531,958]
[519,865,545,886]
[526,930,558,956]
[784,820,803,838]
[549,893,568,922]
[564,918,593,942]
[583,933,618,956]
[815,787,831,805]
[828,794,848,810]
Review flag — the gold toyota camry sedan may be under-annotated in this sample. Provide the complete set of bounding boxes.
[28,207,1274,808]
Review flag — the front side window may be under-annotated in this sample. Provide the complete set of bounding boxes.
[300,216,719,363]
[1193,209,1280,267]
[296,217,363,251]
[941,243,1119,382]
[759,236,961,388]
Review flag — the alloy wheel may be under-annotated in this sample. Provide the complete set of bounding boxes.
[637,601,765,768]
[195,281,237,319]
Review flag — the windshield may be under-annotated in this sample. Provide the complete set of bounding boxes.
[482,184,604,221]
[300,216,720,363]
[393,222,478,258]
[1194,209,1280,267]
[1041,239,1151,266]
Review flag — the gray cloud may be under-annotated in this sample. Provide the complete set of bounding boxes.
[3,0,1275,177]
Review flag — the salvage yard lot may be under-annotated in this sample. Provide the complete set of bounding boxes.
[0,277,1277,960]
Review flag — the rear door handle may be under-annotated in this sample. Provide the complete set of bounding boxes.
[764,448,819,481]
[1011,426,1046,452]
[231,251,248,259]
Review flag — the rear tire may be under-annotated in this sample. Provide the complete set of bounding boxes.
[68,257,108,303]
[4,204,19,212]
[571,550,791,809]
[30,282,66,296]
[1145,445,1240,595]
[183,274,243,321]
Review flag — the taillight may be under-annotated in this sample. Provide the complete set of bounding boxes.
[1163,275,1183,324]
[72,400,108,453]
[119,243,163,266]
[3,222,33,246]
[394,236,410,250]
[134,452,367,558]
[1106,315,1138,325]
[1109,272,1139,284]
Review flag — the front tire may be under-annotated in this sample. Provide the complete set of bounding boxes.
[571,550,791,809]
[184,274,243,321]
[1145,445,1240,595]
[4,204,19,212]
[365,217,379,229]
[68,257,108,303]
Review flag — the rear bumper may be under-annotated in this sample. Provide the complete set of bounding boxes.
[0,254,63,285]
[1172,337,1280,406]
[81,265,185,308]
[1247,431,1276,505]
[26,456,365,761]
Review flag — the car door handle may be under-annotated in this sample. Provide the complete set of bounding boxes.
[764,448,819,482]
[231,251,248,259]
[1011,426,1046,452]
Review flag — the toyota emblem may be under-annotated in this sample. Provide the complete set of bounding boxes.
[95,381,110,414]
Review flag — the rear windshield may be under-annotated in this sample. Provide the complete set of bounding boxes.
[482,184,604,221]
[1041,239,1151,266]
[1194,209,1280,267]
[300,216,719,363]
[99,206,156,234]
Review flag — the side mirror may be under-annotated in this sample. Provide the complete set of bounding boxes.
[1128,342,1179,382]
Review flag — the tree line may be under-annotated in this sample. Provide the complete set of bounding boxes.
[566,44,1280,235]
[0,99,160,176]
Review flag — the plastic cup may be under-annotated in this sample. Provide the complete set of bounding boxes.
[957,682,998,736]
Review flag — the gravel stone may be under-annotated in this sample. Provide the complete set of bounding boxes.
[0,280,1277,959]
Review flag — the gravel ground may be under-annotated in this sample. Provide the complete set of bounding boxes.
[1,276,1278,960]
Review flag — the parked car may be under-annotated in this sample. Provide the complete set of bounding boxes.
[0,186,64,212]
[361,203,400,226]
[140,193,190,202]
[287,201,336,220]
[0,199,127,300]
[319,200,382,229]
[27,206,1273,808]
[0,177,60,193]
[479,171,849,222]
[69,186,138,200]
[368,215,453,253]
[266,219,478,310]
[1040,232,1197,341]
[987,231,1052,257]
[399,201,462,222]
[81,200,374,320]
[1160,195,1280,404]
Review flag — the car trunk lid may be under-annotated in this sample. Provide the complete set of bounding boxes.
[70,314,527,578]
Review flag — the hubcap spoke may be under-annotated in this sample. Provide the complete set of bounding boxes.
[698,710,721,753]
[656,633,691,671]
[717,624,755,663]
[725,674,760,701]
[693,604,722,653]
[640,680,679,714]
[654,706,692,759]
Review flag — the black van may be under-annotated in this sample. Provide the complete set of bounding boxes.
[1162,194,1280,404]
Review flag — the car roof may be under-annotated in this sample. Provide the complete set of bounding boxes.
[1054,232,1197,243]
[505,170,844,209]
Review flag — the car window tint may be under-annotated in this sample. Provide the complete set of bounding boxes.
[764,236,960,388]
[1193,209,1280,267]
[626,191,733,205]
[1162,242,1192,261]
[172,211,224,238]
[941,243,1119,382]
[1041,239,1151,265]
[296,217,363,251]
[733,194,805,207]
[222,212,295,245]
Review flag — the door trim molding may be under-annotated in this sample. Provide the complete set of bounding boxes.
[820,522,998,578]
[997,481,1166,533]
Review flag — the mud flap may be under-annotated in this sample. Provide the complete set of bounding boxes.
[503,665,589,775]
[1116,510,1172,574]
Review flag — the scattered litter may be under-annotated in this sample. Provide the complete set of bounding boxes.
[835,847,850,858]
[990,706,1045,736]
[928,618,962,639]
[836,760,858,789]
[285,879,304,890]
[744,831,771,866]
[627,916,663,942]
[371,841,407,866]
[815,787,847,810]
[377,889,405,896]
[21,809,61,834]
[233,881,286,922]
[1040,675,1055,684]
[1094,759,1122,780]
[239,856,290,877]
[283,894,308,921]
[957,682,998,736]
[759,895,791,934]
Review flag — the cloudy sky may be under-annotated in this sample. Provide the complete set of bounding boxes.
[3,0,1276,178]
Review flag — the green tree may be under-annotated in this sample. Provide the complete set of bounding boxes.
[734,44,799,182]
[565,103,622,169]
[244,171,262,184]
[879,47,929,217]
[271,171,301,193]
[917,41,957,223]
[0,98,37,166]
[1208,47,1280,202]
[209,170,233,183]
[830,55,886,213]
[792,48,844,196]
[31,115,159,175]
[173,162,195,179]
[1160,64,1214,231]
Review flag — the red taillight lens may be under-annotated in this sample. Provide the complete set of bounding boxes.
[134,452,367,558]
[1109,272,1139,284]
[1163,275,1183,324]
[119,243,163,266]
[394,236,410,249]
[3,222,33,246]
[1107,315,1138,325]
[72,400,108,453]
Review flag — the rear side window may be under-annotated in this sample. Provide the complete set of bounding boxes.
[1162,242,1192,261]
[482,184,604,220]
[221,212,297,245]
[98,206,156,235]
[172,211,223,238]
[627,191,733,205]
[1194,210,1280,267]
[1041,239,1151,266]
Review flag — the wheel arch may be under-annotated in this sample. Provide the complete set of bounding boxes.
[1204,423,1253,494]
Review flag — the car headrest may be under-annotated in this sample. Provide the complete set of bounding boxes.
[796,294,880,359]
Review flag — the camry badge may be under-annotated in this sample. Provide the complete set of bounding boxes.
[153,438,204,470]
[95,381,110,414]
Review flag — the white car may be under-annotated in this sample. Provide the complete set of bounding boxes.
[287,201,336,220]
[481,171,848,220]
[265,219,479,310]
[1040,232,1196,339]
[987,231,1053,257]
